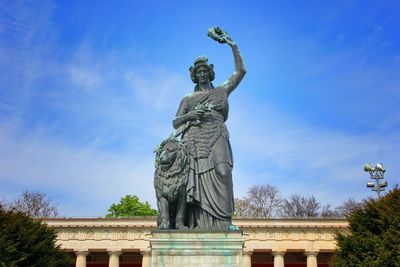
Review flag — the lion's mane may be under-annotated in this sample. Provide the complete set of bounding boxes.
[154,139,189,202]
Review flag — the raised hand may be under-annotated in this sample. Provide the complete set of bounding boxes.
[207,27,236,47]
[224,35,236,47]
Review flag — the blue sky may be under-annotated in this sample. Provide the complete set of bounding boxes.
[1,0,399,217]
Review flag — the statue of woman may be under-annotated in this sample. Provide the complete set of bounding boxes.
[172,28,246,230]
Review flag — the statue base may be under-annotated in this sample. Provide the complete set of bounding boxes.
[150,230,245,267]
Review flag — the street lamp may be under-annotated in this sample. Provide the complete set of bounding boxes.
[364,163,388,198]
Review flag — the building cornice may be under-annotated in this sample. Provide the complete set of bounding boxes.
[44,218,348,253]
[44,217,348,229]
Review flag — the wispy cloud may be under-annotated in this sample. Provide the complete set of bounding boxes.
[125,68,191,111]
[230,104,400,205]
[0,120,156,217]
[0,1,56,118]
[1,0,399,216]
[0,1,208,216]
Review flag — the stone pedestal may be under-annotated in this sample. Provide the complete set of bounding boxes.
[150,231,245,267]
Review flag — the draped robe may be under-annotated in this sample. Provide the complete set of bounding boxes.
[176,86,234,230]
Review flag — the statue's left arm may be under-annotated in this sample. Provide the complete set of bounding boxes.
[222,39,246,96]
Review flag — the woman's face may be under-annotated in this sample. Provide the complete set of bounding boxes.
[195,66,210,84]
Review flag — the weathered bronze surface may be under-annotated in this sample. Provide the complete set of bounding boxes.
[154,27,246,230]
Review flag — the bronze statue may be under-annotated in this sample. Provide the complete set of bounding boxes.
[154,138,189,229]
[154,27,246,230]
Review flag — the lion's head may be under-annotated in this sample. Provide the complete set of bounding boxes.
[154,138,188,178]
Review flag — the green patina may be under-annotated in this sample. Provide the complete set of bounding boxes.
[152,232,243,266]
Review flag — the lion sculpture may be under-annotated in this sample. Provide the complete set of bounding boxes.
[154,138,189,229]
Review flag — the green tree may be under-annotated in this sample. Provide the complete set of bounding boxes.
[106,195,157,217]
[0,208,71,267]
[331,187,400,267]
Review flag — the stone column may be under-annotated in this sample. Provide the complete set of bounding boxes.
[305,251,318,267]
[108,251,122,267]
[243,249,253,267]
[141,250,151,267]
[75,251,89,267]
[272,251,285,267]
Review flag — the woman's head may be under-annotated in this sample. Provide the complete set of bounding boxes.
[189,56,215,84]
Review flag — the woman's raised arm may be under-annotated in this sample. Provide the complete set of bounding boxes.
[221,38,246,96]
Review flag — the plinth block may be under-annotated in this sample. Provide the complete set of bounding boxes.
[150,231,245,267]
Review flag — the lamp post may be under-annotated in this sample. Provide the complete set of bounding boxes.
[364,163,388,198]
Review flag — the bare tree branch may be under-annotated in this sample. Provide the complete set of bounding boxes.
[320,204,339,218]
[279,194,321,218]
[8,191,58,218]
[234,197,251,218]
[0,199,5,211]
[334,198,362,218]
[234,184,282,218]
[234,184,362,219]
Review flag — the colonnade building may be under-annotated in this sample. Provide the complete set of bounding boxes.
[45,217,348,267]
